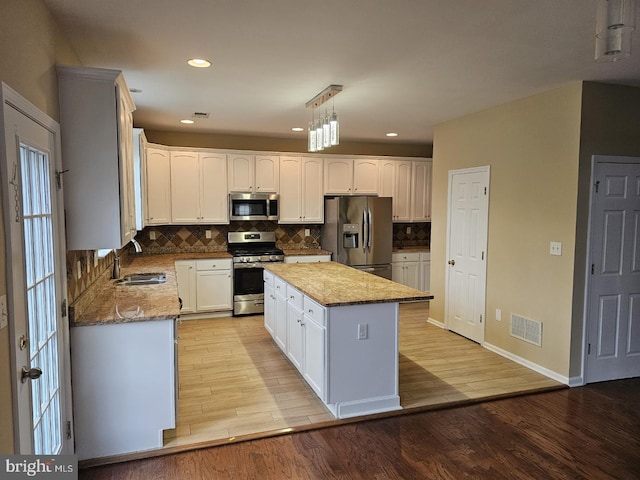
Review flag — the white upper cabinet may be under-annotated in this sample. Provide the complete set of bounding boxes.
[279,156,323,223]
[227,154,279,193]
[411,159,432,222]
[57,65,137,250]
[171,151,228,224]
[145,147,172,225]
[324,157,379,195]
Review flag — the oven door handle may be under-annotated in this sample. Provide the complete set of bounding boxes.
[233,262,265,269]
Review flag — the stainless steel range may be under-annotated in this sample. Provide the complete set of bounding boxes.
[228,231,284,316]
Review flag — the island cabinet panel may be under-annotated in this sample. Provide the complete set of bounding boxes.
[263,269,403,419]
[263,271,276,335]
[273,276,288,351]
[71,319,176,460]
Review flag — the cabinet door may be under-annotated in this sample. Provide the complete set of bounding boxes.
[175,261,196,314]
[378,159,396,200]
[394,160,412,222]
[353,158,379,194]
[405,262,420,290]
[411,160,431,222]
[304,315,325,399]
[274,290,287,352]
[170,151,200,223]
[286,302,305,372]
[118,92,137,245]
[145,147,171,225]
[196,270,233,311]
[278,156,302,222]
[324,158,353,194]
[391,262,404,284]
[264,282,276,336]
[420,260,431,293]
[227,154,254,192]
[200,152,229,223]
[255,155,279,193]
[301,157,324,223]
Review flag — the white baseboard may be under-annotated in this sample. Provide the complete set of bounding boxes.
[483,342,570,385]
[427,317,445,329]
[567,376,585,387]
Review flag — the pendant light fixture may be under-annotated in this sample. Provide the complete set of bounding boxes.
[306,85,342,152]
[595,0,637,62]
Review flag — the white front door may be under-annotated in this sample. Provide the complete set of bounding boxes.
[1,84,73,453]
[445,166,490,344]
[586,156,640,383]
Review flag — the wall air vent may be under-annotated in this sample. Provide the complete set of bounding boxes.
[192,112,210,118]
[510,314,542,347]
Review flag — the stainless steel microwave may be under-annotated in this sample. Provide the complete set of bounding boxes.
[229,193,279,221]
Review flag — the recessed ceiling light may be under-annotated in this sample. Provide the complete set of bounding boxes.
[188,58,211,68]
[180,119,195,124]
[291,127,304,132]
[386,132,399,137]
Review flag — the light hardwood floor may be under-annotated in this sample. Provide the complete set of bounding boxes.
[162,302,562,451]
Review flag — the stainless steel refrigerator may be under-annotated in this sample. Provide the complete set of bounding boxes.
[322,196,393,279]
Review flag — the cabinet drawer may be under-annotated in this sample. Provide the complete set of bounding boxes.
[274,276,287,297]
[196,258,232,271]
[263,270,274,286]
[287,285,303,309]
[419,251,431,261]
[303,296,325,327]
[392,252,420,262]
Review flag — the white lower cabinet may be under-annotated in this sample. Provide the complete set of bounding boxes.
[263,272,276,336]
[303,296,326,399]
[175,260,196,313]
[419,251,431,293]
[391,252,421,289]
[70,319,176,460]
[175,259,232,314]
[264,272,327,400]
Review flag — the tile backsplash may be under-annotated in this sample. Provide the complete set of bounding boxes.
[66,221,430,306]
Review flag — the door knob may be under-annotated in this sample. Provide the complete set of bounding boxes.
[448,259,456,266]
[21,366,42,383]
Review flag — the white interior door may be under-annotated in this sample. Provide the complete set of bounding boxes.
[445,166,490,344]
[1,84,72,454]
[586,156,640,383]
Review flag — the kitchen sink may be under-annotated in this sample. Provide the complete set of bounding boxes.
[115,272,166,286]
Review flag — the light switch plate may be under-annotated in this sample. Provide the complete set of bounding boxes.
[0,295,7,330]
[205,230,212,239]
[550,241,562,256]
[304,228,311,237]
[149,230,157,240]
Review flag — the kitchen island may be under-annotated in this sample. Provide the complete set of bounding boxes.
[263,261,433,419]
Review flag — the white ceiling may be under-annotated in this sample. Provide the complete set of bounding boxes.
[43,0,640,145]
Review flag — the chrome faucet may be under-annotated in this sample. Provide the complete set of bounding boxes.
[131,238,142,253]
[112,239,142,280]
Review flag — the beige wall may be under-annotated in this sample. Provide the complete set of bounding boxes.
[0,0,80,454]
[144,130,433,158]
[431,83,583,378]
[568,82,640,377]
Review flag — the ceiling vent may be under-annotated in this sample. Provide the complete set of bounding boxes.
[192,112,210,119]
[510,314,542,347]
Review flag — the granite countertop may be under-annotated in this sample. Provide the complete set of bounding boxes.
[70,252,232,327]
[264,262,433,307]
[283,249,332,256]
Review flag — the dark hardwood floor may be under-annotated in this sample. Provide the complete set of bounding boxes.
[79,378,640,480]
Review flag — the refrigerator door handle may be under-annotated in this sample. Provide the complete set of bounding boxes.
[362,210,368,253]
[367,209,373,249]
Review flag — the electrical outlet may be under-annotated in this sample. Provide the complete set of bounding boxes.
[550,241,562,256]
[0,295,7,330]
[94,251,99,268]
[76,261,82,279]
[205,230,212,239]
[496,308,502,321]
[304,228,311,237]
[357,323,368,340]
[149,230,157,241]
[406,226,411,234]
